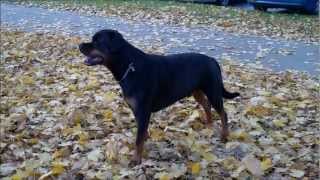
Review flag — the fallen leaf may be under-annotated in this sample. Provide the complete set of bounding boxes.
[245,105,272,117]
[103,110,113,122]
[150,128,166,141]
[272,119,287,128]
[78,132,89,146]
[289,169,305,178]
[20,76,35,85]
[261,158,272,171]
[51,162,65,175]
[156,172,170,180]
[190,162,201,175]
[169,163,187,178]
[229,129,250,141]
[104,92,116,102]
[242,155,263,176]
[53,147,71,159]
[87,149,103,162]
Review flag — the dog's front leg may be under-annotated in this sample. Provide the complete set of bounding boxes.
[131,108,151,165]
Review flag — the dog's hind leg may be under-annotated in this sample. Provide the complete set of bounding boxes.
[203,88,229,143]
[193,90,212,125]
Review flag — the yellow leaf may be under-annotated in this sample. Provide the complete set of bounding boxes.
[105,141,118,161]
[44,77,55,85]
[191,162,201,175]
[28,138,39,145]
[103,110,113,122]
[201,128,214,137]
[150,128,165,141]
[202,152,217,163]
[68,84,77,92]
[62,123,82,137]
[190,121,204,131]
[221,157,240,170]
[272,119,287,128]
[74,91,83,97]
[53,149,63,159]
[245,105,272,117]
[229,130,250,141]
[15,133,24,141]
[21,76,35,85]
[53,147,70,159]
[269,97,283,106]
[62,127,73,136]
[177,109,189,118]
[78,132,89,146]
[261,158,272,171]
[11,170,29,180]
[68,110,84,125]
[73,114,83,125]
[51,162,65,175]
[104,92,116,102]
[85,79,99,90]
[219,21,233,27]
[11,174,22,180]
[159,173,170,180]
[72,123,83,134]
[189,110,200,120]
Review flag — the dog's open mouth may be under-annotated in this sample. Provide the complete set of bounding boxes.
[79,43,106,66]
[84,55,104,66]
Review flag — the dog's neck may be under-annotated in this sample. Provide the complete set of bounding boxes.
[103,43,144,82]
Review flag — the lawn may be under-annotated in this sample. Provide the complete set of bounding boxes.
[0,28,319,179]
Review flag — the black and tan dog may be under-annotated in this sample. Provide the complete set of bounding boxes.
[79,29,239,165]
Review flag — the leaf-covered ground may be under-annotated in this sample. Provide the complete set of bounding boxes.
[8,0,320,42]
[0,29,319,179]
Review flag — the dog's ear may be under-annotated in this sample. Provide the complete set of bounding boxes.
[108,31,125,53]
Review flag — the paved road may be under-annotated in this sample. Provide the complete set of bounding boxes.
[1,4,319,75]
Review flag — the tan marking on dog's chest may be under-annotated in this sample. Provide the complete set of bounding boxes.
[124,96,137,110]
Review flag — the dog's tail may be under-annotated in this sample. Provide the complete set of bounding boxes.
[223,87,240,99]
[212,58,240,99]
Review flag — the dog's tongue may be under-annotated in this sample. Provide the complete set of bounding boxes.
[84,57,94,66]
[84,56,103,66]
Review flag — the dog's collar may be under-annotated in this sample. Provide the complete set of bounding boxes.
[119,62,135,82]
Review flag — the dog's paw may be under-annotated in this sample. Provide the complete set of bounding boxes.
[129,159,141,167]
[220,130,229,143]
[221,136,228,143]
[205,120,213,126]
[129,155,142,167]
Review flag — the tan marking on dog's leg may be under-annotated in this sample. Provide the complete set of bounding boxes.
[133,141,144,165]
[219,110,229,143]
[193,90,212,125]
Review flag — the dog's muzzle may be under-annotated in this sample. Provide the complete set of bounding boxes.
[79,43,104,66]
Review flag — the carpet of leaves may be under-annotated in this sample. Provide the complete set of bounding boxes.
[0,29,319,179]
[10,0,320,42]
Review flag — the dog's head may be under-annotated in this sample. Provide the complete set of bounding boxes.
[79,29,125,66]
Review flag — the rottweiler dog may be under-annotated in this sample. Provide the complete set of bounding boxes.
[79,29,239,165]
